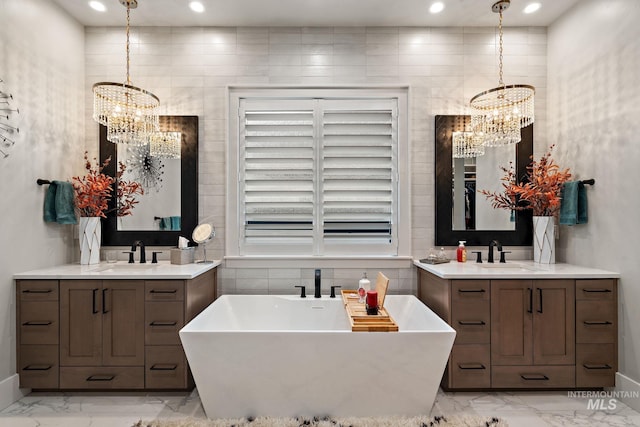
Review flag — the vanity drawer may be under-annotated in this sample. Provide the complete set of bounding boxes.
[20,301,59,345]
[145,281,184,302]
[145,302,184,345]
[18,280,59,301]
[451,301,490,344]
[19,345,59,389]
[452,280,490,302]
[450,344,490,389]
[576,280,615,301]
[576,343,616,388]
[59,366,144,389]
[145,346,188,389]
[576,301,616,343]
[491,365,575,389]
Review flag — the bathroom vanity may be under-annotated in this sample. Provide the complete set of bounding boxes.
[14,261,219,390]
[415,260,619,391]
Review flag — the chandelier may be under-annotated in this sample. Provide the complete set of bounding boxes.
[92,0,159,145]
[125,144,165,191]
[469,0,534,147]
[453,131,485,158]
[149,132,181,159]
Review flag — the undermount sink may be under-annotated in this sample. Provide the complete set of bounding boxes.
[478,263,540,271]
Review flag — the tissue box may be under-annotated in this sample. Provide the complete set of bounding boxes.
[170,247,195,265]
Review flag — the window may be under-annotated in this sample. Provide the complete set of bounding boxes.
[227,88,409,257]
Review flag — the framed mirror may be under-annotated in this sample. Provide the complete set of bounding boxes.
[435,115,533,246]
[100,115,198,246]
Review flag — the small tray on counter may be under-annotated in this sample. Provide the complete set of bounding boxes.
[341,289,398,332]
[419,258,450,265]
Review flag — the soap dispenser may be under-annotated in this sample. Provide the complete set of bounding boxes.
[358,272,370,303]
[457,241,467,263]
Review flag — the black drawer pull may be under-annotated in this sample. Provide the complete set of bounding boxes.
[583,288,612,293]
[22,289,52,294]
[150,321,178,327]
[23,364,52,371]
[150,364,178,371]
[458,320,486,326]
[92,288,99,314]
[458,363,486,370]
[583,321,612,325]
[520,374,549,381]
[583,364,612,370]
[22,321,53,326]
[150,289,178,294]
[458,289,486,293]
[86,375,115,382]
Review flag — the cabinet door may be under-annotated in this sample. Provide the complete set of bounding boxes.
[491,280,533,366]
[102,281,145,366]
[532,280,575,365]
[60,280,102,366]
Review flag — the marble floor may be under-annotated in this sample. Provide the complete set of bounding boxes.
[0,388,639,427]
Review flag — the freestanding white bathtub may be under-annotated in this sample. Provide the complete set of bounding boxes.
[179,294,455,419]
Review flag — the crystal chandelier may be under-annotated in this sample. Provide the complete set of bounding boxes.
[469,0,534,147]
[149,132,181,159]
[125,144,165,191]
[453,131,485,158]
[92,0,159,145]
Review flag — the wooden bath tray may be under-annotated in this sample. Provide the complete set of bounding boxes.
[341,290,398,332]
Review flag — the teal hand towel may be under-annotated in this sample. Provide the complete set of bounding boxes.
[559,181,588,225]
[170,216,181,230]
[43,181,77,225]
[160,217,171,230]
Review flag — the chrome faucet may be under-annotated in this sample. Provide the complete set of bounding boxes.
[314,269,321,298]
[131,240,146,263]
[487,240,502,263]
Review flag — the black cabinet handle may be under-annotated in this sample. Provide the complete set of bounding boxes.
[583,364,612,370]
[92,288,99,314]
[520,374,549,381]
[458,289,485,293]
[22,321,52,326]
[150,364,178,371]
[583,288,612,293]
[102,288,109,314]
[458,363,486,370]
[23,364,52,371]
[22,289,52,294]
[86,375,115,382]
[149,289,177,294]
[527,288,533,313]
[150,321,177,327]
[458,320,486,326]
[537,288,543,313]
[583,320,612,325]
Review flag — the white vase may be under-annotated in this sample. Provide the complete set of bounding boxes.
[79,217,101,265]
[533,216,555,264]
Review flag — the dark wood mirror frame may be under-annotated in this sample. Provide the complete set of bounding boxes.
[435,115,533,246]
[100,115,198,246]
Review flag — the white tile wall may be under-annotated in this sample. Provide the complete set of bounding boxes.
[85,25,548,295]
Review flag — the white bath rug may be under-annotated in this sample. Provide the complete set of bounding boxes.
[133,415,507,427]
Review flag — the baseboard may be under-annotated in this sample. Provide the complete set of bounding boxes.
[0,374,29,411]
[615,372,640,412]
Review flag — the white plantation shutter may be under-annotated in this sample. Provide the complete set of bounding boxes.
[237,96,400,256]
[321,100,397,253]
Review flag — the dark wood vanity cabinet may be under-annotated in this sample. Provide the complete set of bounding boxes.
[16,267,216,390]
[418,269,617,390]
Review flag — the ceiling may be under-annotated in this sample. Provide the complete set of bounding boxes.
[51,0,581,27]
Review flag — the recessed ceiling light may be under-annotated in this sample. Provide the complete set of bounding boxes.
[429,2,445,14]
[88,1,106,12]
[189,1,205,13]
[523,2,541,14]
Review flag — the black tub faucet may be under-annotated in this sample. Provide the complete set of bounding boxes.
[131,240,146,263]
[314,269,321,298]
[487,240,502,263]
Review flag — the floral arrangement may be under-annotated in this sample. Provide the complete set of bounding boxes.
[480,145,572,217]
[72,151,144,218]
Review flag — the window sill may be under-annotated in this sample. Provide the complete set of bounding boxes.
[223,256,413,269]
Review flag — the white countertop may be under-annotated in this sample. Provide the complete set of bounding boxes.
[413,259,620,279]
[14,260,221,280]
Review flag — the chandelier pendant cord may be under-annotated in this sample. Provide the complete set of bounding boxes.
[498,10,504,88]
[126,5,131,85]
